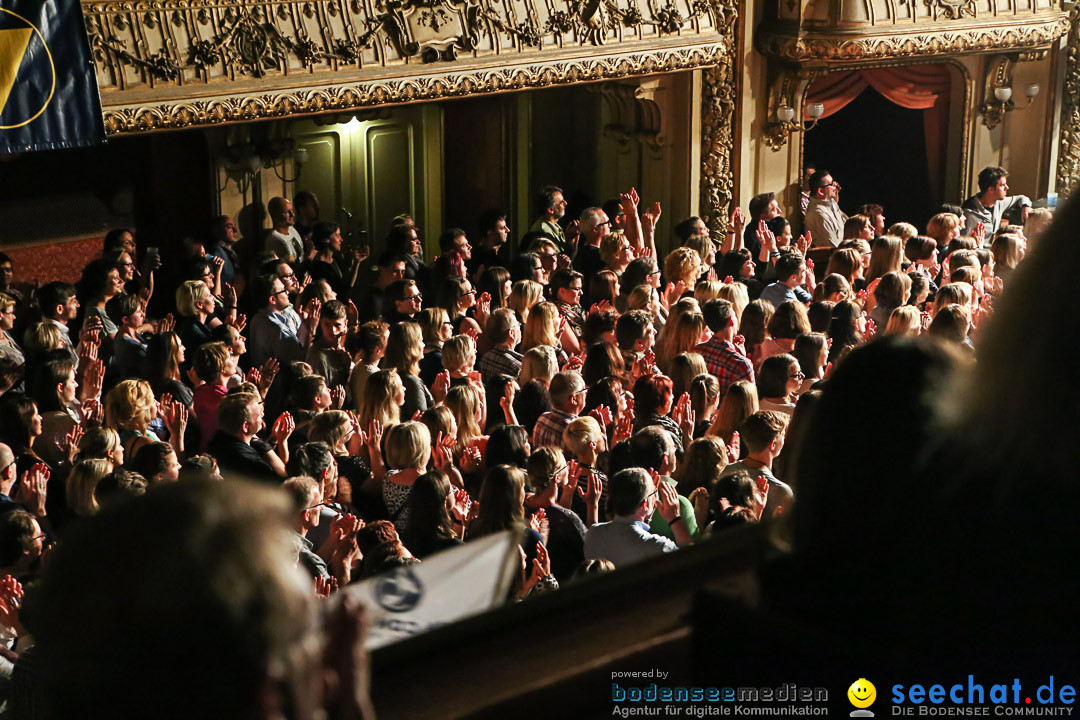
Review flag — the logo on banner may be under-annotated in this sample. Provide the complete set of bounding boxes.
[374,566,424,613]
[0,7,56,129]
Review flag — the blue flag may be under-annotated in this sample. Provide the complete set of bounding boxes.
[0,0,104,153]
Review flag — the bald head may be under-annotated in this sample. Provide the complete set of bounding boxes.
[0,443,15,495]
[267,197,294,229]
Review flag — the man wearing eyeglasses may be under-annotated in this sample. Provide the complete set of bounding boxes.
[382,279,422,325]
[550,268,585,337]
[354,251,407,324]
[584,467,691,567]
[248,274,310,368]
[572,207,610,282]
[804,169,848,248]
[531,185,575,253]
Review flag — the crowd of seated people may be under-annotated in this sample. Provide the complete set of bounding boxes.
[0,165,1054,717]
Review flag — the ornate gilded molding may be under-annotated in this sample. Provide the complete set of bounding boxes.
[699,0,737,233]
[1056,2,1080,199]
[82,0,733,133]
[756,18,1069,65]
[99,45,727,133]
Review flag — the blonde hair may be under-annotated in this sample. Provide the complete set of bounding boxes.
[77,426,121,463]
[626,284,658,312]
[66,458,112,517]
[1025,207,1053,243]
[709,380,758,445]
[420,405,457,449]
[383,322,424,376]
[175,280,211,318]
[525,446,566,492]
[887,222,919,242]
[866,236,904,284]
[444,385,483,452]
[357,369,402,428]
[105,379,155,433]
[441,334,476,373]
[885,306,921,337]
[384,421,432,470]
[24,321,66,355]
[418,308,449,345]
[599,231,628,266]
[992,233,1024,271]
[307,410,353,453]
[521,302,560,352]
[655,298,700,370]
[663,247,703,286]
[932,282,973,317]
[657,314,707,376]
[926,212,961,246]
[716,282,749,324]
[562,416,603,457]
[694,280,723,304]
[684,235,715,266]
[509,280,544,323]
[0,293,15,315]
[520,346,558,385]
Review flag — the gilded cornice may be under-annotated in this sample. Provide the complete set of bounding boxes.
[757,16,1069,64]
[81,0,734,134]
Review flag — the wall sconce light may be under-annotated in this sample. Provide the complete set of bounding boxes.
[981,53,1043,129]
[765,101,824,151]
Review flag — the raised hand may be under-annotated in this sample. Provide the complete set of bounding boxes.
[81,358,105,401]
[80,398,104,426]
[450,486,471,522]
[654,475,681,523]
[331,512,362,544]
[313,575,337,599]
[222,281,237,307]
[271,411,295,446]
[728,206,746,234]
[863,318,877,341]
[461,445,482,473]
[587,404,613,431]
[230,313,248,333]
[366,418,384,454]
[529,507,549,545]
[162,399,189,438]
[575,469,603,508]
[14,463,49,517]
[588,300,611,316]
[156,313,176,334]
[330,385,346,409]
[727,431,740,464]
[732,334,747,357]
[561,354,584,372]
[797,231,812,255]
[474,292,492,327]
[59,423,85,465]
[613,411,634,444]
[432,370,450,402]
[0,575,24,634]
[464,326,480,343]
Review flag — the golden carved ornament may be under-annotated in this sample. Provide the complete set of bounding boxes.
[99,45,728,133]
[698,0,737,234]
[1056,2,1080,199]
[756,19,1069,64]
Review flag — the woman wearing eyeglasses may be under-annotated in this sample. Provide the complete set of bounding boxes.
[756,353,802,418]
[435,276,482,337]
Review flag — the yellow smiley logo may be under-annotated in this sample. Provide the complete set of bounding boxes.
[848,678,877,709]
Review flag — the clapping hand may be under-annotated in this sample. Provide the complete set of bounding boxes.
[271,411,295,446]
[14,463,49,518]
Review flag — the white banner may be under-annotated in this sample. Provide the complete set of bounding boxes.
[347,530,521,649]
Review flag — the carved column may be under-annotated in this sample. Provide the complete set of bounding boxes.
[1056,2,1080,199]
[699,0,737,235]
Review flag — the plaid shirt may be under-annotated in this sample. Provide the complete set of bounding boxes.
[532,408,577,449]
[695,337,754,397]
[478,345,523,382]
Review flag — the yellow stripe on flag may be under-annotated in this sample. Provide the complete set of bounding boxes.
[0,28,33,117]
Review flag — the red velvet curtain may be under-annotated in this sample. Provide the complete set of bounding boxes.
[805,65,952,200]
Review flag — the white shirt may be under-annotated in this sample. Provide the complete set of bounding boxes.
[268,227,304,263]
